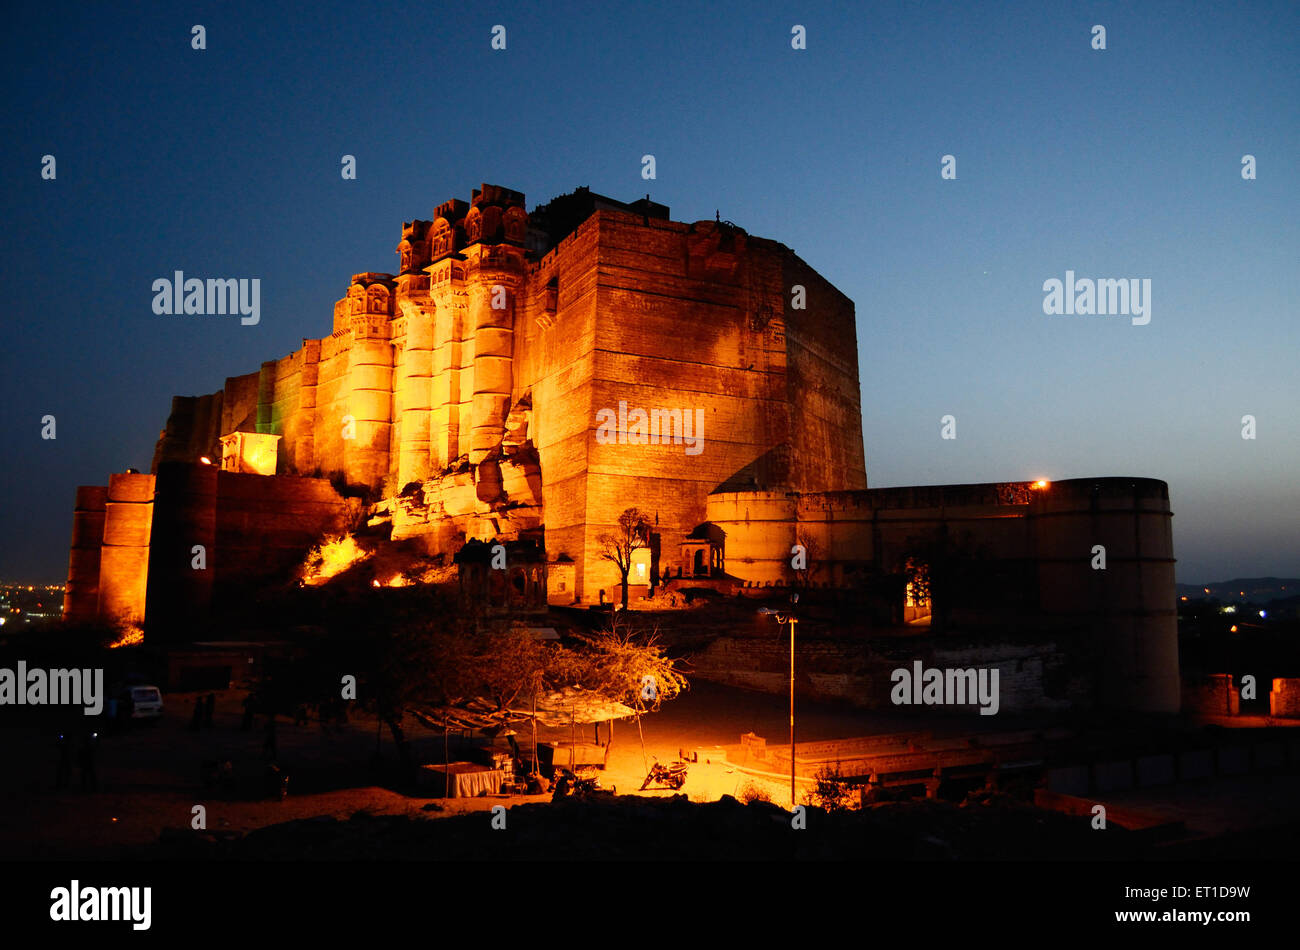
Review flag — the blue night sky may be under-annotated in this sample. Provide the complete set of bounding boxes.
[1,0,1296,583]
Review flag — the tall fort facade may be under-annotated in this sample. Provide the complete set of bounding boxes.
[63,183,1179,712]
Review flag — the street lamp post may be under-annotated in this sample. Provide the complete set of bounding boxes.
[760,594,799,810]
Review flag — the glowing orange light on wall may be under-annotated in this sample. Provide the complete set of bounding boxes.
[108,626,144,648]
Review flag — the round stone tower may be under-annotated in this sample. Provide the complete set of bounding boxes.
[1030,477,1180,713]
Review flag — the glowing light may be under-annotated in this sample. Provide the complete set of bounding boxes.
[1259,610,1266,618]
[302,534,371,585]
[1032,480,1049,489]
[1230,625,1238,633]
[1180,596,1188,601]
[108,626,144,648]
[199,456,212,465]
[371,579,381,588]
[1203,588,1210,594]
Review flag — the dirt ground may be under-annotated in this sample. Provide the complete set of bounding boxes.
[4,678,1297,859]
[0,679,942,858]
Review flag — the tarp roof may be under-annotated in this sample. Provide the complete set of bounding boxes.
[413,687,636,732]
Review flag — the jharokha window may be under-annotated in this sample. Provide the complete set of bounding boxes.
[903,557,932,625]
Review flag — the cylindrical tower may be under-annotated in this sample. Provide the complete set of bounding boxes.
[467,270,517,465]
[705,491,799,585]
[396,296,435,486]
[1031,477,1180,713]
[428,265,465,469]
[63,485,108,623]
[344,311,393,491]
[145,461,218,632]
[97,472,156,627]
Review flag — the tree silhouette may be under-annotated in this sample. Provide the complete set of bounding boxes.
[597,507,652,610]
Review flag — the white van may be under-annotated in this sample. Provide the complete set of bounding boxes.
[119,685,164,720]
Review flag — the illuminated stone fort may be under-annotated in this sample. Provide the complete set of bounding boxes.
[63,183,1180,712]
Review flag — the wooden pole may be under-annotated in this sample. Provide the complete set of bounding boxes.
[634,712,644,774]
[789,617,797,810]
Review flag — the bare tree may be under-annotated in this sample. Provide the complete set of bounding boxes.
[597,507,652,610]
[571,612,689,772]
[793,531,822,589]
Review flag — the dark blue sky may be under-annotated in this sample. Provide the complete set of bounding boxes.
[2,0,1296,583]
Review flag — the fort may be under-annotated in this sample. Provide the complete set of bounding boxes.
[62,182,1181,712]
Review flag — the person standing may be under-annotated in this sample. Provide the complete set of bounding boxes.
[78,732,99,792]
[263,716,278,760]
[55,733,72,789]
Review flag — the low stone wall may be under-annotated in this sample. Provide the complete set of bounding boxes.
[688,634,1086,714]
[1181,674,1239,717]
[1270,678,1300,718]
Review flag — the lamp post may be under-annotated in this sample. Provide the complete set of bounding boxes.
[760,593,799,810]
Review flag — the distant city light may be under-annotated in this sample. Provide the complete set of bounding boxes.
[1222,606,1236,614]
[1230,625,1239,633]
[1180,596,1188,601]
[1259,610,1266,618]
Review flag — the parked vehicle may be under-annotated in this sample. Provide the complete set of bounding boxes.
[200,759,235,789]
[113,684,164,720]
[639,759,688,791]
[551,769,610,801]
[264,763,289,800]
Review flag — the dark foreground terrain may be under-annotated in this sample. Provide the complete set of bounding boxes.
[147,792,1300,862]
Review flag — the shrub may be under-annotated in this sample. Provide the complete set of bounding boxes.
[805,763,854,812]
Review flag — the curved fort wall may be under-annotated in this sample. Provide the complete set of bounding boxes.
[707,477,1179,713]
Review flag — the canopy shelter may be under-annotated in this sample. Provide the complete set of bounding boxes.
[413,687,636,731]
[412,687,640,784]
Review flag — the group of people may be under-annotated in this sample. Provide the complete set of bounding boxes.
[188,693,218,731]
[54,731,99,791]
